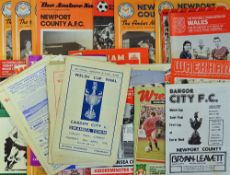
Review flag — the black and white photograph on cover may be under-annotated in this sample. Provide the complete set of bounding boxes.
[6,31,12,60]
[193,39,210,59]
[179,40,192,59]
[93,16,114,50]
[122,31,155,63]
[0,119,26,172]
[171,33,230,60]
[118,104,134,160]
[20,30,32,60]
[42,30,93,55]
[162,14,171,63]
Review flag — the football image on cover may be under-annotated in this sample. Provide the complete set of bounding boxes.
[36,0,94,55]
[12,0,34,60]
[169,10,230,60]
[1,0,12,60]
[114,0,155,63]
[155,0,230,63]
[160,7,226,63]
[134,85,165,175]
[0,116,27,174]
[93,0,114,50]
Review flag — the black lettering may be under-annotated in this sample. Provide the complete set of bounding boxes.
[41,2,54,8]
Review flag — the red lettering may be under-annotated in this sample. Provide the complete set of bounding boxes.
[138,90,165,102]
[138,90,155,102]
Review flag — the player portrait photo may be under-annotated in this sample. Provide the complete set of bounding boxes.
[211,36,229,60]
[20,30,32,60]
[6,31,13,60]
[136,104,165,162]
[193,39,210,59]
[93,17,114,50]
[179,40,192,59]
[171,33,230,60]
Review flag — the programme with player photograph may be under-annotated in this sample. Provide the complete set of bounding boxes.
[136,104,165,161]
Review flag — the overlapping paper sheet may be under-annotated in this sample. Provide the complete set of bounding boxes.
[0,55,122,174]
[134,84,165,175]
[0,58,68,175]
[166,83,230,175]
[46,56,118,167]
[51,57,131,165]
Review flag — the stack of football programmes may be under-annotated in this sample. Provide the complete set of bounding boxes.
[1,0,230,175]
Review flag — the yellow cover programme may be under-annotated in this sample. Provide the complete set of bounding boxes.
[1,0,12,60]
[11,0,35,60]
[114,0,155,63]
